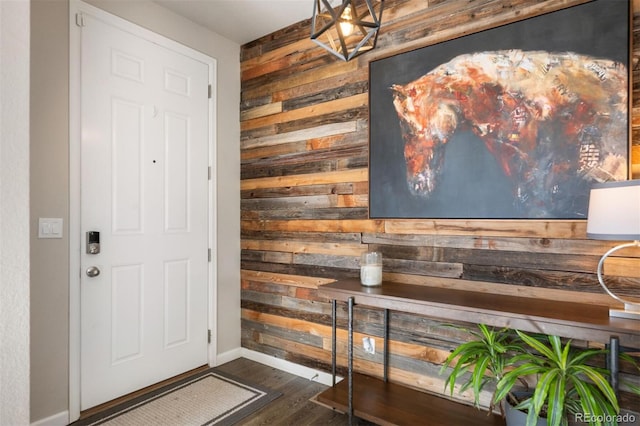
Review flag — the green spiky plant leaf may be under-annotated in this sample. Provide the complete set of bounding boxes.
[494,330,619,426]
[439,324,525,413]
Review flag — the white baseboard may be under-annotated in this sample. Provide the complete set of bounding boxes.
[240,348,342,387]
[31,411,69,426]
[214,346,243,366]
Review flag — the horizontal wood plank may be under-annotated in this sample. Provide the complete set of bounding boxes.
[241,239,367,257]
[241,269,335,288]
[384,219,586,239]
[241,169,368,191]
[241,93,368,132]
[241,219,385,233]
[241,121,358,150]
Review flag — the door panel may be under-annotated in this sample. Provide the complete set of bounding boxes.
[111,265,143,363]
[112,98,144,234]
[79,12,209,410]
[164,260,189,347]
[164,112,190,232]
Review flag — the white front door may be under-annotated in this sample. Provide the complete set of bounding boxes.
[78,10,211,410]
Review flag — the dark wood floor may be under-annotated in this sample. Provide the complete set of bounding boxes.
[77,357,372,425]
[215,357,363,425]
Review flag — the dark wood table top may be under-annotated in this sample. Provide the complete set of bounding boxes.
[319,278,640,347]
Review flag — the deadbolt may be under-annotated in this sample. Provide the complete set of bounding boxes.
[86,266,100,277]
[86,231,100,254]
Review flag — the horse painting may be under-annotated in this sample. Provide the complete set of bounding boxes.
[390,49,628,218]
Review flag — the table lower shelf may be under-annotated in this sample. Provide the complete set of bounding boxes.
[316,373,505,426]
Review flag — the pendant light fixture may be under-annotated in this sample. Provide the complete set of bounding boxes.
[311,0,384,61]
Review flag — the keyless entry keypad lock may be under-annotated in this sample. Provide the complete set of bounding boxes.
[86,231,100,254]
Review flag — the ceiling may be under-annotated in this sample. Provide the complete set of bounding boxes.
[153,0,319,45]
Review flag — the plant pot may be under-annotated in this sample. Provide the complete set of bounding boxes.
[504,392,546,426]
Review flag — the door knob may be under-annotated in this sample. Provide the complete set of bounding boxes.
[86,266,101,277]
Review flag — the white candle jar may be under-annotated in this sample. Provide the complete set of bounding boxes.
[360,251,382,286]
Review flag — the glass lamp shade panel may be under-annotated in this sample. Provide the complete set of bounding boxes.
[311,0,383,61]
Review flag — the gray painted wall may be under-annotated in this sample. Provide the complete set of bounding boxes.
[30,0,241,421]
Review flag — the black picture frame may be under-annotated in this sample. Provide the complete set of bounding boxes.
[369,0,631,219]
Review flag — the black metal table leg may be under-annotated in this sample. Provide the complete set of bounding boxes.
[332,299,337,387]
[607,336,620,398]
[348,296,354,426]
[384,308,389,382]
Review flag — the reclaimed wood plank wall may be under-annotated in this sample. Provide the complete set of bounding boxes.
[240,0,640,411]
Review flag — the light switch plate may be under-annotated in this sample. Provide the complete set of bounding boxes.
[38,218,63,239]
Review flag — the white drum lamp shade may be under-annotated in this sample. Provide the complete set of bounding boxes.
[587,180,640,240]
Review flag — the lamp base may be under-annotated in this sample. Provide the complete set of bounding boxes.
[596,242,640,321]
[610,303,640,321]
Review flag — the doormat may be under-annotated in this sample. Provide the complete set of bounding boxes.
[74,369,282,426]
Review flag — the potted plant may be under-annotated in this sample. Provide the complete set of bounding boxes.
[494,330,619,426]
[440,324,526,415]
[441,325,622,426]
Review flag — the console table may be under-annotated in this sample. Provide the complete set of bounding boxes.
[316,278,639,425]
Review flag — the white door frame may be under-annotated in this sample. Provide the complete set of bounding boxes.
[68,1,217,420]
